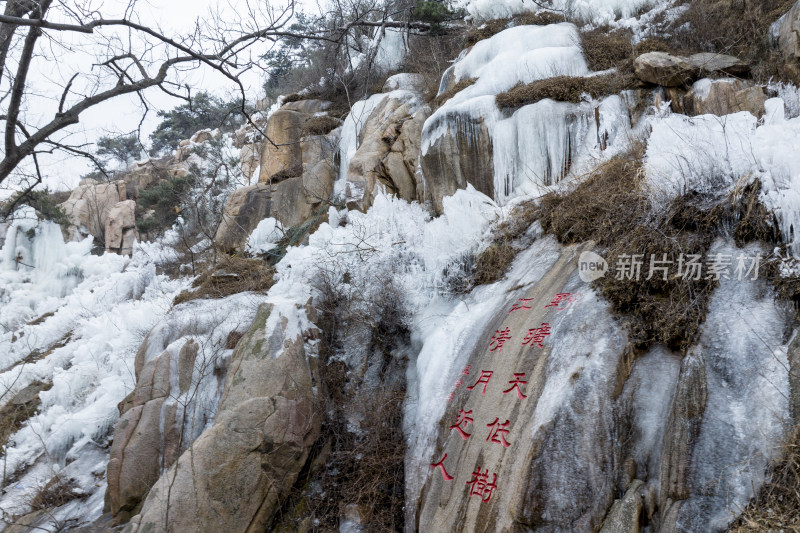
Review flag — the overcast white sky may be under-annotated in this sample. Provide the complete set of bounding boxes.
[6,0,317,195]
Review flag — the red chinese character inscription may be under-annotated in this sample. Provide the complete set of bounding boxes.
[545,292,577,311]
[486,418,511,447]
[503,373,528,399]
[466,467,498,502]
[489,328,512,353]
[522,323,551,349]
[508,298,535,313]
[467,370,493,395]
[450,410,474,440]
[431,454,454,481]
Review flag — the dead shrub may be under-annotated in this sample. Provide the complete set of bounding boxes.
[30,476,84,511]
[434,77,477,107]
[271,269,409,532]
[225,330,244,349]
[538,145,784,352]
[464,12,564,46]
[302,116,342,137]
[172,256,274,305]
[283,93,306,104]
[496,73,637,109]
[662,0,799,83]
[581,27,635,71]
[404,31,467,102]
[727,426,800,532]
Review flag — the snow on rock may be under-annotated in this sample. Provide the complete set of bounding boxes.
[456,0,669,24]
[246,217,284,254]
[645,96,800,255]
[0,213,188,526]
[421,23,636,207]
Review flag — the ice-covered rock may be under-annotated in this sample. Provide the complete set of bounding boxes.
[421,24,634,210]
[123,303,320,533]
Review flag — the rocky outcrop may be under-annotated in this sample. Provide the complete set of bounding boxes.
[635,52,749,87]
[259,109,306,181]
[383,73,427,93]
[104,200,138,255]
[60,180,126,240]
[659,353,707,517]
[344,93,431,211]
[106,339,198,522]
[678,78,766,117]
[420,113,494,214]
[599,479,645,533]
[106,295,260,524]
[773,0,800,59]
[214,183,272,254]
[122,303,320,533]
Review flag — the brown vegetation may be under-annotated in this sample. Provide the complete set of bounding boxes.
[537,145,781,352]
[464,12,565,46]
[496,73,637,109]
[302,115,342,137]
[173,256,274,305]
[434,77,478,107]
[30,476,84,511]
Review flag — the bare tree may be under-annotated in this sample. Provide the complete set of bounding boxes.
[0,0,444,216]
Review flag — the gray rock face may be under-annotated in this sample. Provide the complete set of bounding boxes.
[123,303,320,533]
[420,112,494,214]
[680,78,766,117]
[343,93,431,211]
[414,239,791,533]
[214,183,272,254]
[635,52,749,87]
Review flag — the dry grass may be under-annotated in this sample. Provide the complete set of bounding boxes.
[537,144,716,352]
[464,12,565,46]
[538,147,783,352]
[302,115,342,137]
[434,77,477,108]
[727,426,800,532]
[496,73,637,109]
[665,0,798,83]
[30,476,84,511]
[172,256,274,305]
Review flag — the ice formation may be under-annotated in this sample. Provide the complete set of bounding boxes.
[422,23,636,204]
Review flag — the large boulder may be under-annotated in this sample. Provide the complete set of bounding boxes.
[383,73,427,93]
[271,176,315,228]
[123,303,320,533]
[681,78,766,117]
[343,94,431,211]
[259,109,306,181]
[420,113,494,214]
[635,52,749,87]
[60,180,126,240]
[635,52,696,87]
[773,0,800,59]
[214,184,272,254]
[104,200,138,255]
[106,296,259,525]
